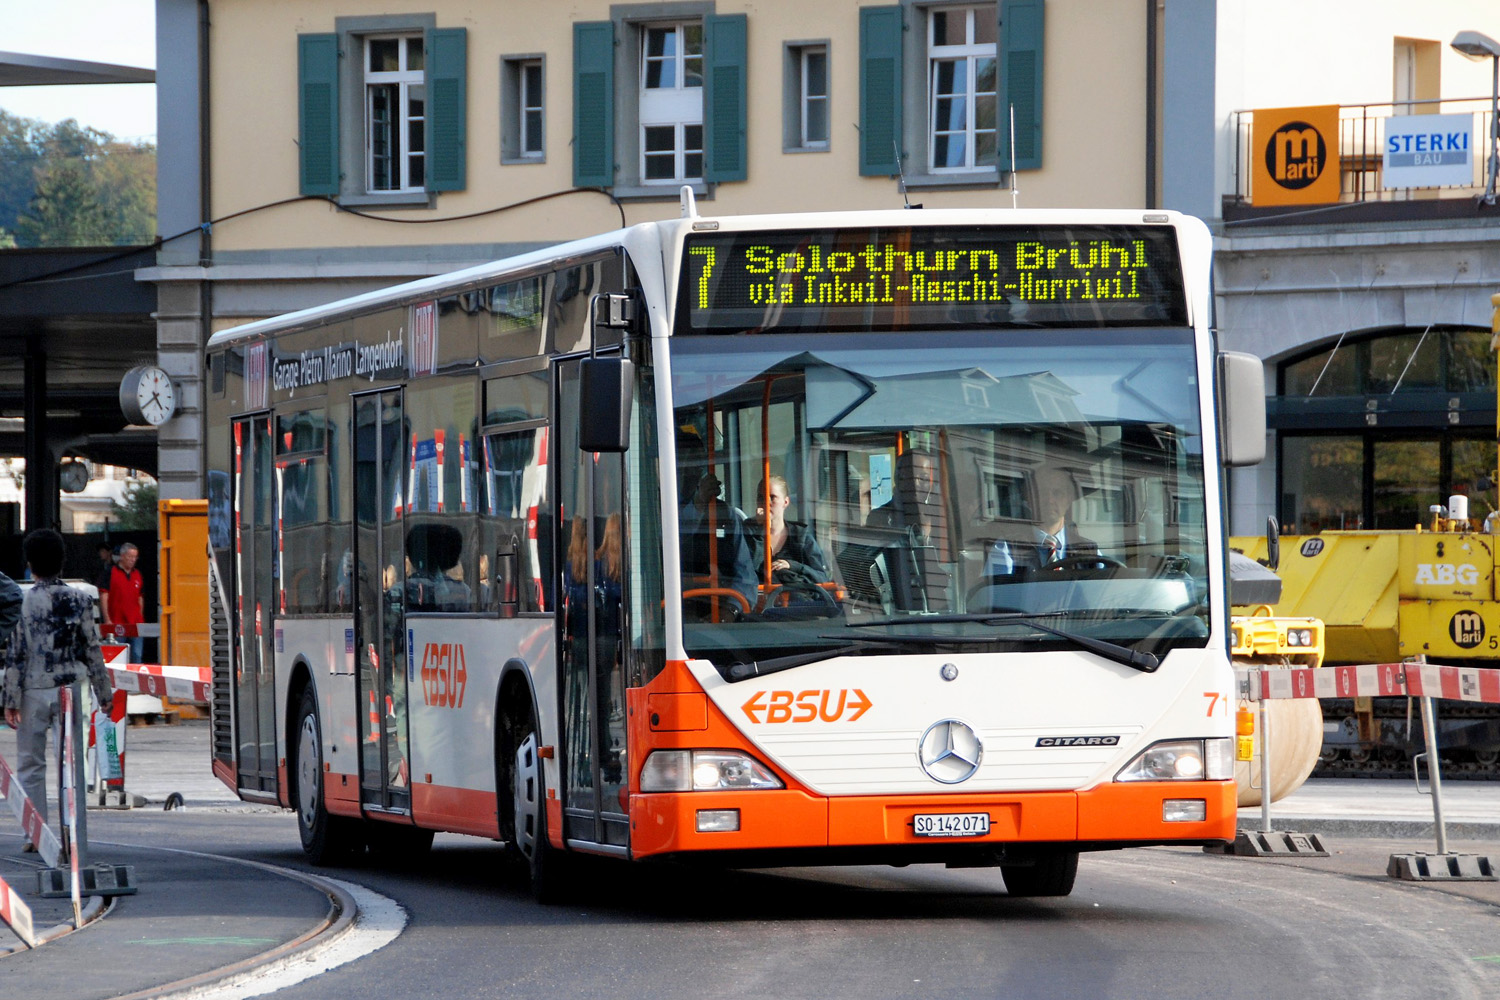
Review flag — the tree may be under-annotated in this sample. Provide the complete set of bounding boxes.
[112,482,159,531]
[15,157,112,246]
[0,111,155,248]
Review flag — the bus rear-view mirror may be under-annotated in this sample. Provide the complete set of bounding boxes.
[579,357,634,453]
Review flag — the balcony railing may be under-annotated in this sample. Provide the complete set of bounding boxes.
[1228,96,1497,214]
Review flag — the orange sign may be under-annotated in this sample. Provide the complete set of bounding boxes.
[741,688,872,724]
[1251,105,1341,206]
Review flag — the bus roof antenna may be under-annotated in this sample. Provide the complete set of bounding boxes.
[895,140,922,209]
[680,185,699,218]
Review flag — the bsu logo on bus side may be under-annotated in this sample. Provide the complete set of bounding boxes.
[420,642,468,708]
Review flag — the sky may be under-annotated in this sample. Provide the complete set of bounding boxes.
[0,0,156,143]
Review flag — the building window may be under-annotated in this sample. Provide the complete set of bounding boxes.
[927,5,997,171]
[786,44,834,149]
[366,36,426,192]
[1273,328,1497,534]
[639,24,704,183]
[502,56,545,162]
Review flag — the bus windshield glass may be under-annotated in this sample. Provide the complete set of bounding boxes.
[669,329,1210,670]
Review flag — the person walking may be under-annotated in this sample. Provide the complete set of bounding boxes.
[2,529,113,850]
[101,541,146,663]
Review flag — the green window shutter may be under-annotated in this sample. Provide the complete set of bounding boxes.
[573,21,615,188]
[859,7,903,176]
[999,0,1044,171]
[298,34,340,196]
[426,27,468,192]
[704,14,748,183]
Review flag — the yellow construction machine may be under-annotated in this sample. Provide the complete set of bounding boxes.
[1229,291,1500,781]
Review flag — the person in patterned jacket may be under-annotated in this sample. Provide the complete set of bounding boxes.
[2,529,112,848]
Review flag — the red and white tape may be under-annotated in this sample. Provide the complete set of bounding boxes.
[0,754,64,868]
[0,873,35,948]
[107,664,212,704]
[1239,662,1500,705]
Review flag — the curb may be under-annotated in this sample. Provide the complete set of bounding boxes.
[1236,815,1500,841]
[0,891,111,957]
[97,848,356,1000]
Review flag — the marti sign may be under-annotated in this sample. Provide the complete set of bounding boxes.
[1251,105,1342,206]
[1383,114,1473,189]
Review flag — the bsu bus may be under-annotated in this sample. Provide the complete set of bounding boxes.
[204,203,1265,898]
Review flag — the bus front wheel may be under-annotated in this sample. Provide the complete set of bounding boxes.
[1000,850,1079,897]
[511,721,569,902]
[294,687,363,865]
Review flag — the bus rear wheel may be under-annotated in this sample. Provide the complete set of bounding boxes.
[294,687,363,865]
[1000,850,1079,897]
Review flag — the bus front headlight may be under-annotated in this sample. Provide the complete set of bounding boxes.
[640,750,784,792]
[1116,739,1234,782]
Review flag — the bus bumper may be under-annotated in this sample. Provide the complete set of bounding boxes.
[630,780,1236,859]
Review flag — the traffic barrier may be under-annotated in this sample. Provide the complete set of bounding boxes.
[1251,662,1500,704]
[1233,658,1497,882]
[0,874,35,948]
[0,754,65,868]
[107,663,212,705]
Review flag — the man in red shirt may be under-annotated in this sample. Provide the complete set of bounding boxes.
[101,542,146,663]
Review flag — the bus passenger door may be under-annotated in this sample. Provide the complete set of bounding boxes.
[353,389,412,813]
[556,358,630,850]
[232,415,277,795]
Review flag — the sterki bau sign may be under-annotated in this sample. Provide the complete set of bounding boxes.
[1383,113,1473,188]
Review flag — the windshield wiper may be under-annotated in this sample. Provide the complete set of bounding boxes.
[845,612,1160,674]
[724,639,908,681]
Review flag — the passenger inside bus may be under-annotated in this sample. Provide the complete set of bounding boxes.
[851,449,953,611]
[404,523,472,611]
[679,471,758,614]
[750,475,830,587]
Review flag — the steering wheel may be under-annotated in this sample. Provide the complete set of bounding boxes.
[1044,553,1127,572]
[766,581,840,612]
[682,586,751,622]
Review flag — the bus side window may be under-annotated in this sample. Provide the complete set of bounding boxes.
[404,379,480,613]
[481,426,548,613]
[276,407,329,615]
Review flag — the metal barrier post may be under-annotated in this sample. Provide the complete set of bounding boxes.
[1257,691,1273,835]
[1211,666,1327,857]
[1387,658,1496,881]
[1418,693,1449,856]
[36,683,137,903]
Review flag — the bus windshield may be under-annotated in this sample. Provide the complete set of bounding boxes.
[669,329,1210,669]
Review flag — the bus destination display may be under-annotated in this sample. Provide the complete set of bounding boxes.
[681,225,1187,331]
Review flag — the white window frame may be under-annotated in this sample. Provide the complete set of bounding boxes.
[926,5,998,173]
[365,34,426,193]
[800,46,829,149]
[639,22,704,184]
[519,59,545,158]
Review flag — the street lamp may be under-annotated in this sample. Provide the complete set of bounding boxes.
[1451,29,1500,205]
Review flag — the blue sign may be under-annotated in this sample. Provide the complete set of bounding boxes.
[1384,114,1473,188]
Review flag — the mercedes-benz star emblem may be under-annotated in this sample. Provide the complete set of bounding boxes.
[918,719,983,784]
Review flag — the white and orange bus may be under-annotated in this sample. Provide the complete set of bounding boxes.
[204,201,1265,898]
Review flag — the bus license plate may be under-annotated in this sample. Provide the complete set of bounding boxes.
[913,813,990,837]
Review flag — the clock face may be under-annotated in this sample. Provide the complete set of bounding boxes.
[135,367,176,426]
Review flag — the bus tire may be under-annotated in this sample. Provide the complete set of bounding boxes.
[365,821,435,865]
[294,687,363,865]
[512,721,569,902]
[1001,850,1079,897]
